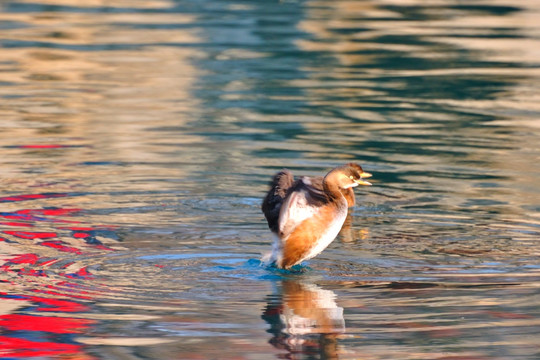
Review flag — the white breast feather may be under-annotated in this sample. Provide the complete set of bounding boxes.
[302,205,347,262]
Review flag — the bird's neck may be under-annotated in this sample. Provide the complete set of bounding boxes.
[323,178,344,201]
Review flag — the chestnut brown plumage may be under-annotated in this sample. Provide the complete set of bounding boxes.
[261,163,372,269]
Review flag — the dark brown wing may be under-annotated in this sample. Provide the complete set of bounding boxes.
[261,170,295,233]
[262,169,355,234]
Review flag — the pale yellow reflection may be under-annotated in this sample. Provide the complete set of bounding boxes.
[7,0,171,9]
[0,298,29,316]
[76,336,175,346]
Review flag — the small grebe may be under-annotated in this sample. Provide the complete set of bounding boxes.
[261,163,372,269]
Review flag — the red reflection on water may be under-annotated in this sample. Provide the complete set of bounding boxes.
[39,241,84,254]
[0,314,94,333]
[17,208,82,216]
[73,232,90,238]
[18,268,48,277]
[0,191,118,359]
[5,144,86,149]
[0,336,84,358]
[4,231,58,239]
[0,221,33,227]
[0,292,91,313]
[8,253,40,265]
[62,266,94,280]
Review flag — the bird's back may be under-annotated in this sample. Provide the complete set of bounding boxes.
[262,169,354,234]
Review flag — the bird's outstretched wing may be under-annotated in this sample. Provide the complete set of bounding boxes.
[277,177,328,240]
[261,170,295,233]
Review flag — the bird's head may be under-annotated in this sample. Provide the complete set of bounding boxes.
[327,162,372,189]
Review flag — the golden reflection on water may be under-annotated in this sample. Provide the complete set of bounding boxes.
[0,3,201,158]
[0,1,210,227]
[295,0,540,232]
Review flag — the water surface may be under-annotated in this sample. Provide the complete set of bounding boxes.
[0,0,539,359]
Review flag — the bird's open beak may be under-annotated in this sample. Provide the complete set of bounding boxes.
[355,171,372,186]
[354,178,372,186]
[360,171,372,179]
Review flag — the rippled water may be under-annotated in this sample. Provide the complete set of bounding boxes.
[1,0,539,359]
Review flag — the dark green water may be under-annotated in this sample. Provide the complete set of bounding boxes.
[0,0,539,359]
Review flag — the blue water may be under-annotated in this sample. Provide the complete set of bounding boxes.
[0,0,539,359]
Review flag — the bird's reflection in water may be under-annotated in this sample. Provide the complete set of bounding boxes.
[262,279,345,359]
[338,213,370,244]
[337,213,354,243]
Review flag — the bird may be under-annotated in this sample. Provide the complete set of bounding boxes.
[261,163,372,269]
